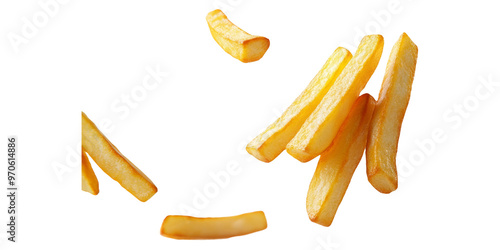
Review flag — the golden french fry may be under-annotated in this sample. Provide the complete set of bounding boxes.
[82,149,99,195]
[81,112,157,202]
[287,35,384,162]
[160,211,267,240]
[366,33,418,194]
[247,47,352,162]
[206,9,270,63]
[307,94,375,227]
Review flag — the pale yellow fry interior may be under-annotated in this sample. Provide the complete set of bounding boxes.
[160,211,267,240]
[247,47,352,162]
[82,149,99,195]
[206,9,270,63]
[81,112,157,202]
[287,35,384,162]
[307,94,375,227]
[367,33,418,194]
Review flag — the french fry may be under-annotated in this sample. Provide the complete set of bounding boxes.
[247,47,352,162]
[307,94,375,227]
[81,112,157,202]
[206,9,270,63]
[160,211,267,240]
[366,33,418,194]
[82,149,99,195]
[287,35,384,162]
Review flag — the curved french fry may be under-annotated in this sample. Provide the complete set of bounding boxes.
[307,94,375,227]
[247,47,352,162]
[206,9,270,63]
[160,211,267,240]
[81,112,157,202]
[82,149,99,195]
[366,33,418,194]
[287,35,384,162]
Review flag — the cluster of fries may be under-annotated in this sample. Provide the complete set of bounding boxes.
[81,112,158,202]
[247,33,418,226]
[81,9,418,240]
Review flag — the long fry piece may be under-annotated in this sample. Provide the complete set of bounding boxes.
[81,112,157,202]
[247,47,352,162]
[206,9,270,63]
[160,211,267,240]
[307,94,375,227]
[82,149,99,195]
[366,33,418,194]
[287,35,383,163]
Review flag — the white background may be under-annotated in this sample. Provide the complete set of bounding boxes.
[1,0,500,249]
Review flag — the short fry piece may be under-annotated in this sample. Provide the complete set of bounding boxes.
[287,35,384,162]
[81,112,157,202]
[82,149,99,195]
[247,47,352,162]
[307,94,375,227]
[366,33,418,194]
[160,211,267,240]
[206,9,270,63]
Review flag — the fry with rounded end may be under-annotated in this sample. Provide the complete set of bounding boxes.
[81,112,157,202]
[82,149,99,195]
[160,211,267,240]
[367,33,418,194]
[247,48,352,162]
[206,9,270,63]
[287,35,384,163]
[307,94,375,227]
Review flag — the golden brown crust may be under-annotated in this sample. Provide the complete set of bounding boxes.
[366,33,418,194]
[160,211,267,239]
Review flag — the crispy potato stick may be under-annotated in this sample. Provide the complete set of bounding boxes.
[366,33,418,194]
[287,35,383,162]
[307,94,375,227]
[82,149,99,195]
[247,48,352,162]
[206,9,270,63]
[81,112,157,202]
[160,211,267,240]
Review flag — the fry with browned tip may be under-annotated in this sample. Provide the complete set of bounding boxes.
[160,211,267,239]
[366,33,418,194]
[81,112,157,202]
[206,9,270,63]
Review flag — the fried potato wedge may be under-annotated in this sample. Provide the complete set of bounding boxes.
[160,211,267,240]
[247,47,352,162]
[307,94,375,227]
[81,112,157,202]
[366,33,418,194]
[287,35,383,162]
[206,9,270,63]
[82,149,99,195]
